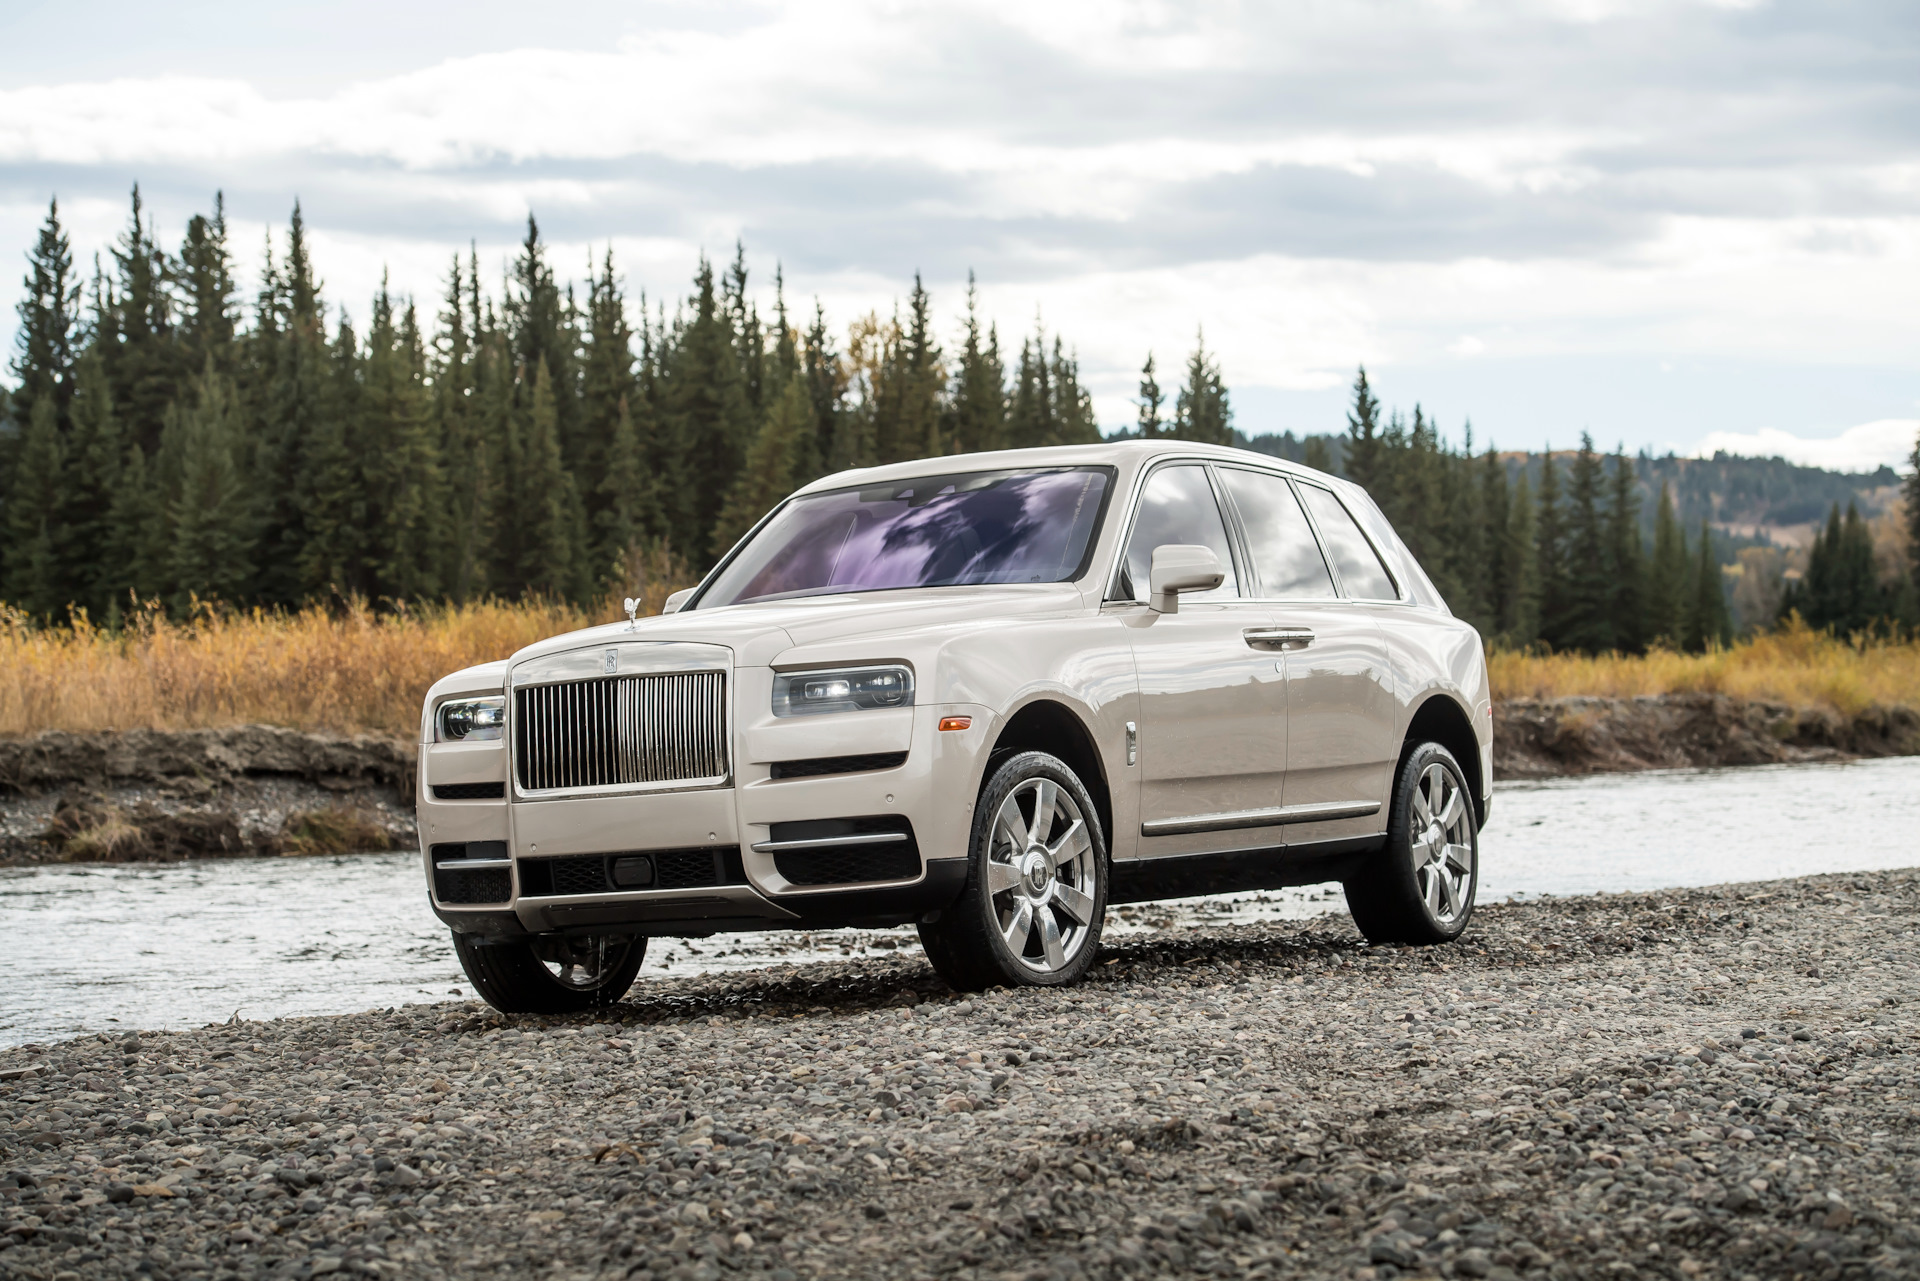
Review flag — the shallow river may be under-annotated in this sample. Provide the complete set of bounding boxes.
[4,756,1915,1048]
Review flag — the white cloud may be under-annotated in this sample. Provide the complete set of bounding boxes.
[2,0,1917,456]
[1692,420,1920,473]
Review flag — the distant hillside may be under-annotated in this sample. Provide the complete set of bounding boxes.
[1237,430,1901,551]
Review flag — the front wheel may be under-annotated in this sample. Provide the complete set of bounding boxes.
[451,931,646,1014]
[919,750,1108,991]
[1343,742,1478,945]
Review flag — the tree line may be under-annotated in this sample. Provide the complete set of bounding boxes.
[1,191,1244,622]
[4,190,1916,654]
[1316,369,1920,650]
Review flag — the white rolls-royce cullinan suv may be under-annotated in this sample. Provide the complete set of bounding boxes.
[418,441,1492,1013]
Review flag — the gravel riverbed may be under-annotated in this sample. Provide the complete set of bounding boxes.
[4,869,1918,1281]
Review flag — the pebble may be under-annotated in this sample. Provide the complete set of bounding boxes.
[3,868,1919,1280]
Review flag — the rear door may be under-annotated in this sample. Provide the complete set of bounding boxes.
[1278,479,1402,846]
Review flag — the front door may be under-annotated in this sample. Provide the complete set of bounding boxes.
[1118,463,1291,856]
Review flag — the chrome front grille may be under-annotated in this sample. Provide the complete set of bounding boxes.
[514,671,728,793]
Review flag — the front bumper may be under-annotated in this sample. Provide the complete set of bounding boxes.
[418,699,986,938]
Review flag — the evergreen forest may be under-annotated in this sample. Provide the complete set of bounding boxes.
[5,191,1919,655]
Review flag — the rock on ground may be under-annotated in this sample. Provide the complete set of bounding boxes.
[5,869,1920,1280]
[1495,694,1919,779]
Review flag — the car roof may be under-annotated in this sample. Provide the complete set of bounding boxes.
[790,439,1337,497]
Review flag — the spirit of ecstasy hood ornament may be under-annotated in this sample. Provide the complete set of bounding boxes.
[622,596,640,630]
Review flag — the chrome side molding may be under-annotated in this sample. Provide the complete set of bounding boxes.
[1140,800,1381,838]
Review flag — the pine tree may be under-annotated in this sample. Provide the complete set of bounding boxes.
[253,204,331,606]
[804,301,852,475]
[296,313,369,597]
[714,374,812,554]
[105,185,180,456]
[1006,327,1054,450]
[176,194,237,375]
[947,275,1005,456]
[580,248,644,578]
[1648,483,1688,645]
[365,294,444,600]
[1136,354,1164,438]
[1047,338,1101,444]
[1606,448,1646,654]
[8,197,79,434]
[3,397,65,615]
[1535,450,1568,649]
[60,349,124,617]
[160,364,254,609]
[1684,519,1731,651]
[435,252,487,600]
[1172,329,1230,444]
[888,274,943,460]
[1559,433,1612,653]
[515,361,584,598]
[662,256,753,562]
[725,243,765,422]
[1478,444,1511,631]
[1503,469,1539,645]
[1342,366,1385,493]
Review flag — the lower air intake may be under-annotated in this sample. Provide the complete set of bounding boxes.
[434,867,511,904]
[518,847,747,897]
[768,816,921,886]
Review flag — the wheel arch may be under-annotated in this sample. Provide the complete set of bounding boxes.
[987,699,1114,859]
[1402,692,1485,824]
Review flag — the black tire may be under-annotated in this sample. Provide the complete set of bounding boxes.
[918,750,1108,992]
[1343,742,1479,946]
[451,931,646,1015]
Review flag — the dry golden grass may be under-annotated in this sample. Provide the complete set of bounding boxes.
[4,591,1913,741]
[1489,620,1920,716]
[0,594,651,741]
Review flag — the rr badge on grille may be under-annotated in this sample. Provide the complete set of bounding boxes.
[604,649,619,674]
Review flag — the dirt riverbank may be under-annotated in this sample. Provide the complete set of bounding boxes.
[0,727,415,867]
[1492,693,1917,780]
[3,869,1918,1280]
[1,694,1917,866]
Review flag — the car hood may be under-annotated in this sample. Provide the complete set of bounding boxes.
[505,583,1094,669]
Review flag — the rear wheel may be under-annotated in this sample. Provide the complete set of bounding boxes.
[1344,742,1478,945]
[451,931,646,1014]
[918,751,1107,991]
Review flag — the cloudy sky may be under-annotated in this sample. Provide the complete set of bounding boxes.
[2,0,1916,469]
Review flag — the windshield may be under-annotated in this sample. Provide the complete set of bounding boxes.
[697,467,1113,608]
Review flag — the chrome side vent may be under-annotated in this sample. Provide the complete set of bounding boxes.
[515,671,728,793]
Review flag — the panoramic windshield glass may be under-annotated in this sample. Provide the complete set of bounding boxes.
[698,467,1113,608]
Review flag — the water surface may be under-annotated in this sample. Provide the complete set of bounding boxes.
[4,756,1914,1048]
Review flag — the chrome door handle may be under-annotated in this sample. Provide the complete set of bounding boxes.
[1244,627,1314,651]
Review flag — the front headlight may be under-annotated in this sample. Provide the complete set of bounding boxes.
[438,696,506,742]
[772,666,914,717]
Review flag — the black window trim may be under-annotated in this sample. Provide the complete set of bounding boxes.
[1290,476,1407,605]
[1209,461,1345,606]
[1104,457,1258,606]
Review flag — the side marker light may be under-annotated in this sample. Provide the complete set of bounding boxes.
[938,716,973,732]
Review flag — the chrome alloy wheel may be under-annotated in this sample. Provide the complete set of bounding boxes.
[983,777,1099,975]
[531,935,638,991]
[1410,762,1474,925]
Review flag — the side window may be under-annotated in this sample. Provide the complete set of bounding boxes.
[1297,484,1399,600]
[1120,465,1239,602]
[1218,469,1336,600]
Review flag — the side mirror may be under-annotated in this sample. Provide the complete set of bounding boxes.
[662,588,694,615]
[1148,544,1226,613]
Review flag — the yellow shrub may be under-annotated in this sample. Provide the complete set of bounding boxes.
[0,591,680,741]
[1488,620,1920,715]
